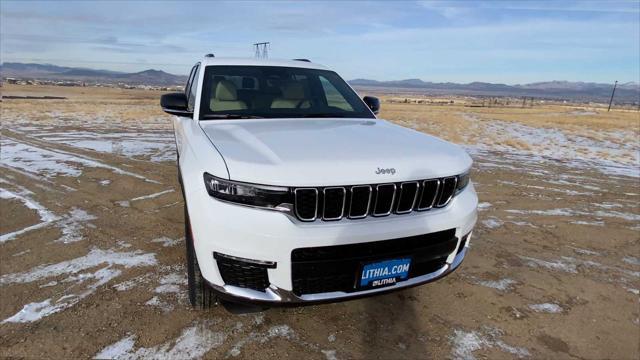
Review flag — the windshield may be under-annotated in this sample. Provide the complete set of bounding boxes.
[199,66,375,120]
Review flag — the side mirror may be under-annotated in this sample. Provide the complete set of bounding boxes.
[161,92,192,117]
[363,96,380,115]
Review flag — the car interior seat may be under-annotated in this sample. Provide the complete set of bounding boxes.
[270,82,310,109]
[210,80,247,111]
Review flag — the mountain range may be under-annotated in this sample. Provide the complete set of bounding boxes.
[350,78,639,103]
[1,62,638,103]
[0,62,187,86]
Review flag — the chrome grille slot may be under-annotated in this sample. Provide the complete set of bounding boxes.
[436,177,457,207]
[372,184,396,216]
[418,179,440,210]
[292,175,465,221]
[348,185,372,219]
[322,187,346,220]
[294,188,318,221]
[396,182,419,214]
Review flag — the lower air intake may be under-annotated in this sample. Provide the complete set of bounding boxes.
[214,253,272,292]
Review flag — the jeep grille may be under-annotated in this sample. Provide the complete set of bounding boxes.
[293,176,458,222]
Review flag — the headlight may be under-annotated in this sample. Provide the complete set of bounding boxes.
[456,171,470,193]
[203,173,293,211]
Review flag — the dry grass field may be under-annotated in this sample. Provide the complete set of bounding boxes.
[1,84,638,359]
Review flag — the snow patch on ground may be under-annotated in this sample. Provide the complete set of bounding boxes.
[478,202,492,210]
[225,324,334,359]
[450,327,530,360]
[94,321,225,359]
[40,130,176,163]
[570,220,605,226]
[1,248,156,323]
[151,236,182,247]
[528,303,563,313]
[624,287,639,295]
[55,208,97,243]
[482,218,503,229]
[520,256,578,273]
[468,118,639,178]
[623,257,640,266]
[131,189,174,202]
[155,273,187,294]
[569,247,601,256]
[112,273,152,292]
[0,138,160,183]
[472,278,516,292]
[0,184,59,243]
[227,325,297,357]
[321,350,338,360]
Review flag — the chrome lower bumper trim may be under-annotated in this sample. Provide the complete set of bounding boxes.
[209,247,468,305]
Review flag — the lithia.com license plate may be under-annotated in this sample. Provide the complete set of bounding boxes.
[359,258,412,289]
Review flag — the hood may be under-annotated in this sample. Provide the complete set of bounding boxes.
[199,118,472,187]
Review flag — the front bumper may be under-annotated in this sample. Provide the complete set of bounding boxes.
[207,246,469,305]
[185,180,478,304]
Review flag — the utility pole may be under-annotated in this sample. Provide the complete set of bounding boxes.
[521,96,526,108]
[607,80,617,112]
[253,42,270,59]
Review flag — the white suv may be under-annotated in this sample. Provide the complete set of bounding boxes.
[161,56,477,308]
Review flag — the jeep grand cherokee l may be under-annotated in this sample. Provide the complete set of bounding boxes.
[161,56,477,308]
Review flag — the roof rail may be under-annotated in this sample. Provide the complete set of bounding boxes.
[293,58,310,62]
[205,53,215,58]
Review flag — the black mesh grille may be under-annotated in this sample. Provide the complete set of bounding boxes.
[396,182,419,213]
[291,229,457,295]
[418,179,439,210]
[323,188,346,220]
[214,253,270,292]
[373,184,395,216]
[349,186,371,218]
[436,177,457,207]
[295,188,317,221]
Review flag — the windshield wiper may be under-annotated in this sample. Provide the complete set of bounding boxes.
[201,114,264,120]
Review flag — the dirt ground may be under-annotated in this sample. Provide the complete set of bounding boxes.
[1,84,638,359]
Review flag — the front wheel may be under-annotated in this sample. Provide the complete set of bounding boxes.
[184,203,217,309]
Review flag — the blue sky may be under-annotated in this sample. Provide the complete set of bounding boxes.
[1,0,638,84]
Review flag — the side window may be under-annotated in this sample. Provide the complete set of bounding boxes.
[188,65,200,111]
[319,76,353,111]
[185,65,196,97]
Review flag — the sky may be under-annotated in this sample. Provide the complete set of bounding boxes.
[1,0,638,84]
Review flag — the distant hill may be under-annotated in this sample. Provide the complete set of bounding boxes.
[0,62,187,86]
[2,62,638,102]
[350,78,639,103]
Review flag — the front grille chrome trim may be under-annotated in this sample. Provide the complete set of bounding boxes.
[322,187,347,221]
[436,176,458,208]
[294,188,318,222]
[396,181,420,214]
[417,179,440,211]
[292,175,464,221]
[348,185,372,219]
[372,183,396,217]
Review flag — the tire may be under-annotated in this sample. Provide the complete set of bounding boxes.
[184,202,217,309]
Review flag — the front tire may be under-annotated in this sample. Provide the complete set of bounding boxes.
[184,203,217,309]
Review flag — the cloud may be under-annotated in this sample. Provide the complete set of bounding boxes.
[0,0,637,82]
